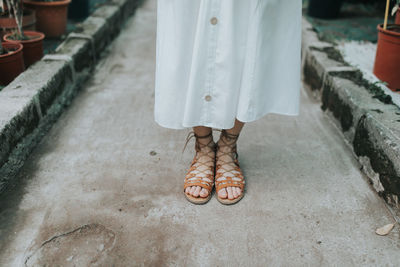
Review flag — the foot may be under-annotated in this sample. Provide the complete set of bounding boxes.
[184,133,215,199]
[216,131,243,200]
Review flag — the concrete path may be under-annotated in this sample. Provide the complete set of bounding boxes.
[1,1,399,266]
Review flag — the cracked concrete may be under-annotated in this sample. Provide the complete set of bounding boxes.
[0,0,400,265]
[25,223,116,266]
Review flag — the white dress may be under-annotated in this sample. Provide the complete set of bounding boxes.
[154,0,302,130]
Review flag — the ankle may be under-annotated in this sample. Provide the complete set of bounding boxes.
[216,130,240,158]
[196,136,214,147]
[218,135,236,144]
[196,141,215,154]
[196,139,215,152]
[220,129,239,141]
[217,136,237,150]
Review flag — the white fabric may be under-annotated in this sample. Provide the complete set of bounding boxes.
[154,0,302,129]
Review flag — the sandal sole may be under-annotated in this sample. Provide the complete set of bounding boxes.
[217,192,244,205]
[184,192,212,205]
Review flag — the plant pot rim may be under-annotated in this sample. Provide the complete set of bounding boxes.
[0,42,23,59]
[377,24,400,38]
[22,0,71,6]
[3,31,45,44]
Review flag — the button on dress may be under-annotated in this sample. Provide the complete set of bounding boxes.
[154,0,302,129]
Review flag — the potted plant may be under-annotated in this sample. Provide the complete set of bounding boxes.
[3,30,44,67]
[22,0,70,38]
[0,0,24,85]
[2,0,44,68]
[0,0,35,39]
[0,41,24,85]
[307,0,344,19]
[393,0,400,24]
[373,0,400,92]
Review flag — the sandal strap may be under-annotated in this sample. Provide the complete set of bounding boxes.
[182,131,216,153]
[184,179,213,192]
[216,129,239,159]
[215,163,245,191]
[215,177,245,191]
[183,130,216,193]
[215,129,245,191]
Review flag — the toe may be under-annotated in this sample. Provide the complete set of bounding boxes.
[185,187,191,194]
[232,187,238,198]
[199,188,209,198]
[227,187,234,200]
[218,188,227,199]
[236,187,242,196]
[190,186,196,195]
[193,186,201,197]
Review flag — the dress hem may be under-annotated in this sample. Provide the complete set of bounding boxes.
[154,109,300,130]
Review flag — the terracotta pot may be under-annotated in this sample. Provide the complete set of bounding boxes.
[395,9,400,25]
[3,31,45,68]
[373,24,400,92]
[0,9,36,39]
[0,42,24,85]
[22,0,71,38]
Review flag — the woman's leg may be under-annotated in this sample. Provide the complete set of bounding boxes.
[216,119,245,200]
[185,126,215,198]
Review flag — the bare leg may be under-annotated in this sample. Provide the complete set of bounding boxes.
[226,119,244,135]
[193,126,212,139]
[216,119,245,200]
[185,126,215,198]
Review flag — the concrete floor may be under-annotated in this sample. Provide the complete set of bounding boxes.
[1,0,400,266]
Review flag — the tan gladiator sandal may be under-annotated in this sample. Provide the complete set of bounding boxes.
[215,129,245,205]
[183,131,216,204]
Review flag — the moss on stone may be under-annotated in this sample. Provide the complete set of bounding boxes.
[309,46,349,66]
[353,115,400,200]
[303,60,323,91]
[329,70,394,105]
[321,80,354,132]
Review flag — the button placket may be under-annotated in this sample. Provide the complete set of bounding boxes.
[203,0,221,124]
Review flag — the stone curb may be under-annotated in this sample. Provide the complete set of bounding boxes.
[302,17,400,210]
[0,0,145,192]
